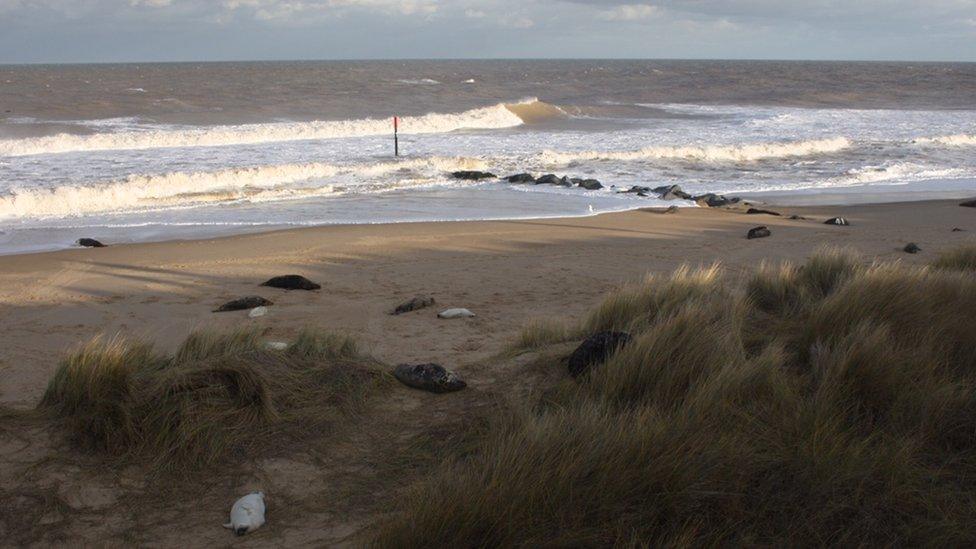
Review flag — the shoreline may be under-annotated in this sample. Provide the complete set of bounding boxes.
[1,198,973,409]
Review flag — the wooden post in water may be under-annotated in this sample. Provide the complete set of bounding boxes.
[393,116,399,157]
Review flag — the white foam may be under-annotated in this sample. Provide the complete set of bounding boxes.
[0,101,530,157]
[0,156,487,219]
[538,137,852,164]
[914,134,976,147]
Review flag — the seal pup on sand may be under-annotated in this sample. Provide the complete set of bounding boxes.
[438,308,475,319]
[223,491,266,536]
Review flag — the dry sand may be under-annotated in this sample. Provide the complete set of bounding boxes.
[0,199,973,545]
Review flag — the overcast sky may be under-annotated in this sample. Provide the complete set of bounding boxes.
[1,0,975,63]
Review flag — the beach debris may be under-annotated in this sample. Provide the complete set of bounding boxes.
[653,185,692,200]
[223,491,266,536]
[567,331,632,378]
[393,363,466,393]
[578,179,603,190]
[451,170,496,180]
[248,306,268,318]
[959,199,976,208]
[747,226,772,239]
[903,243,921,254]
[746,208,782,216]
[213,296,273,313]
[506,173,535,183]
[535,174,561,185]
[392,295,436,315]
[77,238,106,248]
[438,308,476,319]
[260,275,321,291]
[265,341,289,351]
[824,217,850,226]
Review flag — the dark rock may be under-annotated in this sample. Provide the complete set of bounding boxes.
[694,193,734,208]
[452,171,496,180]
[952,227,965,232]
[567,331,632,378]
[824,217,850,226]
[747,226,772,239]
[506,173,535,183]
[391,295,435,315]
[393,363,466,393]
[557,176,574,187]
[622,185,652,194]
[570,178,584,185]
[77,238,106,248]
[959,199,976,208]
[903,243,921,254]
[789,215,807,220]
[535,174,561,185]
[578,179,603,190]
[260,275,321,291]
[746,208,781,216]
[653,185,692,200]
[214,296,273,313]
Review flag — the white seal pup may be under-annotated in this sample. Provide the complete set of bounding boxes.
[223,491,266,536]
[248,306,268,318]
[438,308,476,319]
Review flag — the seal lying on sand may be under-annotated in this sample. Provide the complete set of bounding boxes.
[437,308,475,319]
[394,363,466,393]
[223,491,266,536]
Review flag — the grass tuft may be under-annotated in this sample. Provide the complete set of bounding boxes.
[933,242,976,271]
[375,245,976,547]
[39,327,384,472]
[511,318,575,351]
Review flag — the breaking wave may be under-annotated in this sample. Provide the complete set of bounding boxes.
[914,134,976,147]
[537,137,852,164]
[0,156,487,219]
[0,100,556,157]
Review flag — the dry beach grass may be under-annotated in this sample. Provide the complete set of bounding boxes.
[375,244,976,547]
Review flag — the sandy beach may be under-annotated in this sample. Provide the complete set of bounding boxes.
[1,198,973,545]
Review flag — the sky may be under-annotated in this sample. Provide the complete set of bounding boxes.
[1,0,975,63]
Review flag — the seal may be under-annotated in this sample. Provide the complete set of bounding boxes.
[223,491,266,536]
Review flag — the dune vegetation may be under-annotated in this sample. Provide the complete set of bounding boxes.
[39,327,386,473]
[375,244,976,547]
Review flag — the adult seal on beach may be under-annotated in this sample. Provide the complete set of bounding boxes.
[77,238,106,248]
[394,363,466,393]
[260,275,321,290]
[567,331,632,378]
[213,296,273,313]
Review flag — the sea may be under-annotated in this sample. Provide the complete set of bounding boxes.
[1,60,975,254]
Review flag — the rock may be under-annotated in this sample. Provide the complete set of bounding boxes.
[223,492,266,536]
[694,193,735,208]
[653,185,692,200]
[621,185,652,194]
[438,308,475,319]
[747,226,772,239]
[248,306,268,318]
[77,238,106,248]
[824,217,850,226]
[557,176,574,187]
[213,296,273,313]
[567,331,632,378]
[578,179,603,190]
[506,173,535,183]
[260,275,321,291]
[662,205,679,214]
[960,199,976,208]
[393,363,466,393]
[392,295,436,315]
[903,243,921,254]
[452,171,496,180]
[789,215,807,220]
[535,174,561,185]
[952,227,965,232]
[746,208,781,216]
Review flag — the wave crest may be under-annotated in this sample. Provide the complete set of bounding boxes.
[538,137,852,164]
[0,156,487,219]
[0,101,540,157]
[914,134,976,147]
